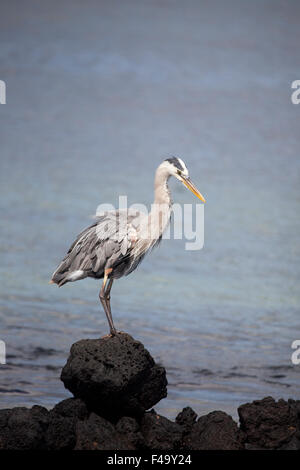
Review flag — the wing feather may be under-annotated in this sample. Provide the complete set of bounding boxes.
[51,209,143,285]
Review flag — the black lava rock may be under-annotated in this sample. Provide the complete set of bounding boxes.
[116,416,146,449]
[50,397,89,420]
[75,412,128,450]
[176,406,198,431]
[182,410,244,450]
[45,398,88,450]
[0,406,49,450]
[74,413,145,450]
[60,333,167,420]
[2,330,300,451]
[238,396,300,450]
[140,409,183,450]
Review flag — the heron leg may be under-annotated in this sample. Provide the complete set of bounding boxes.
[105,277,114,314]
[99,270,117,336]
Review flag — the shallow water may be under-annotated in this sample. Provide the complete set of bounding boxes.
[0,0,300,421]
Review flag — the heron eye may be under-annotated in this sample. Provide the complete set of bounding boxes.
[177,170,182,176]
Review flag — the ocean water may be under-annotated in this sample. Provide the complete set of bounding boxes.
[0,0,299,421]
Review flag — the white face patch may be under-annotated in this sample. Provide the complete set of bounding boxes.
[161,157,189,178]
[177,158,189,176]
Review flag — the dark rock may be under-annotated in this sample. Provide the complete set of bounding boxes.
[75,413,145,450]
[140,409,183,450]
[45,415,77,451]
[75,412,128,450]
[238,396,300,450]
[176,407,198,431]
[50,397,89,420]
[61,333,167,420]
[135,365,167,412]
[0,406,49,450]
[182,410,243,450]
[45,398,88,450]
[0,409,12,450]
[116,416,146,449]
[2,328,300,451]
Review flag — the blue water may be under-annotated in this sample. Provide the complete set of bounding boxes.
[0,0,299,421]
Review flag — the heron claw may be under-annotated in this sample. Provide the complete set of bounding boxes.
[101,329,120,339]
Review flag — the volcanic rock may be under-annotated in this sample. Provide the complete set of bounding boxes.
[60,333,167,420]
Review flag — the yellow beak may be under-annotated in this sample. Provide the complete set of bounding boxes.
[181,177,206,203]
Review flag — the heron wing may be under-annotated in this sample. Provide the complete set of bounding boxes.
[91,209,143,271]
[51,209,144,284]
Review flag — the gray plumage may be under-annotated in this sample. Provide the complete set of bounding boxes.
[51,157,205,335]
[51,208,148,286]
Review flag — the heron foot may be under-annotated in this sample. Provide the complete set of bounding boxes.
[101,329,120,339]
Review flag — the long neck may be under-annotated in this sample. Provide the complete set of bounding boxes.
[154,166,172,206]
[147,166,172,240]
[133,166,172,254]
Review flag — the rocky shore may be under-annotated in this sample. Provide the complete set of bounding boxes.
[0,333,299,450]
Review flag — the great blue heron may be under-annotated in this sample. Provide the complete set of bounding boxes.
[50,157,206,335]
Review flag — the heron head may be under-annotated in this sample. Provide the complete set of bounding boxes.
[164,157,206,203]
